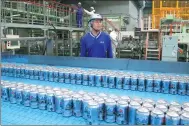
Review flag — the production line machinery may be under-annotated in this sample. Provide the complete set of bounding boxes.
[1,54,189,125]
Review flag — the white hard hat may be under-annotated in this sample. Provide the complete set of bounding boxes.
[109,28,113,31]
[88,14,103,23]
[90,7,94,10]
[78,2,81,5]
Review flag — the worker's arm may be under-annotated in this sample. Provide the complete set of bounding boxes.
[83,9,93,16]
[80,37,86,57]
[107,36,113,58]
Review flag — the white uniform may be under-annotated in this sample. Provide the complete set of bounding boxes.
[84,9,95,16]
[110,30,118,58]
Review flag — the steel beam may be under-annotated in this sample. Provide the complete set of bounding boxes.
[1,37,46,41]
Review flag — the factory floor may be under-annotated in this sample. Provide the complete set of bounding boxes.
[1,76,189,125]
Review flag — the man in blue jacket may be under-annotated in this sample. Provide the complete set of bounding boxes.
[76,2,83,28]
[80,14,113,58]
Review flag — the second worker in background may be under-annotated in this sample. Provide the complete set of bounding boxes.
[80,14,113,58]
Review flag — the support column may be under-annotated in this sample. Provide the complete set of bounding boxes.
[69,29,73,56]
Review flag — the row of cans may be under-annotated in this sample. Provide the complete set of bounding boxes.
[1,63,189,96]
[1,80,189,125]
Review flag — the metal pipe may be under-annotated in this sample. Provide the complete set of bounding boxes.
[1,37,46,41]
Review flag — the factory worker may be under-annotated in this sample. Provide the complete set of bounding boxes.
[80,14,113,58]
[84,7,96,16]
[108,28,119,58]
[76,2,83,28]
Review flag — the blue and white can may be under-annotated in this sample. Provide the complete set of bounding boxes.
[146,77,154,92]
[62,94,73,117]
[16,67,21,78]
[24,68,30,79]
[23,89,30,107]
[58,71,64,83]
[8,67,13,77]
[105,99,117,123]
[136,107,150,125]
[46,91,55,112]
[166,111,180,125]
[55,93,63,114]
[9,87,17,104]
[76,73,82,85]
[123,76,131,90]
[156,104,168,115]
[95,74,102,87]
[116,100,128,124]
[138,77,145,92]
[178,80,187,95]
[30,90,38,109]
[53,71,59,82]
[34,69,40,80]
[73,94,83,117]
[1,85,9,101]
[70,72,76,84]
[16,88,23,105]
[83,96,93,119]
[87,101,99,125]
[95,98,105,121]
[170,79,178,95]
[128,100,141,125]
[154,78,162,93]
[28,68,34,80]
[44,70,49,81]
[20,67,25,78]
[151,108,165,125]
[116,76,124,89]
[39,70,44,81]
[181,112,189,125]
[48,71,54,82]
[89,74,95,87]
[82,72,89,86]
[130,76,138,91]
[161,79,170,94]
[38,90,47,110]
[108,75,115,89]
[143,102,154,112]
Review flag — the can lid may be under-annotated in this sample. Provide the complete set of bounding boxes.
[167,111,179,117]
[98,93,107,97]
[137,107,149,113]
[170,101,180,108]
[55,91,63,96]
[152,108,164,115]
[106,98,116,104]
[83,95,92,101]
[78,90,86,95]
[156,99,168,105]
[45,86,52,90]
[183,102,189,108]
[118,100,128,105]
[121,96,130,101]
[156,104,167,112]
[109,94,119,99]
[46,90,54,94]
[132,97,142,104]
[143,102,154,110]
[61,88,70,93]
[182,112,189,118]
[53,87,61,91]
[144,99,154,104]
[88,92,97,96]
[169,106,181,112]
[38,89,46,93]
[95,98,104,103]
[130,101,141,108]
[73,94,82,99]
[183,107,189,113]
[88,101,98,106]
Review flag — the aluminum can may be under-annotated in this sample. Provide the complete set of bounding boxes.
[70,72,76,84]
[170,79,178,95]
[83,96,93,119]
[82,72,89,86]
[123,75,131,90]
[20,67,25,78]
[166,110,180,125]
[9,87,17,104]
[87,101,99,125]
[128,100,141,125]
[95,98,105,121]
[48,71,54,82]
[154,78,162,93]
[55,93,63,114]
[161,79,170,93]
[116,100,128,124]
[89,74,95,86]
[181,112,189,125]
[23,89,30,107]
[76,73,82,85]
[108,75,115,89]
[28,68,34,80]
[95,74,102,87]
[38,91,47,110]
[39,70,44,81]
[64,71,70,84]
[34,69,40,80]
[151,108,165,125]
[16,88,23,105]
[136,107,150,125]
[58,71,64,83]
[46,91,55,112]
[156,104,168,114]
[138,77,145,91]
[16,67,21,78]
[73,94,83,117]
[1,85,9,101]
[116,76,124,89]
[105,98,116,123]
[62,94,73,117]
[53,71,59,82]
[30,90,38,109]
[145,77,154,92]
[178,80,187,95]
[130,76,138,90]
[44,70,49,81]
